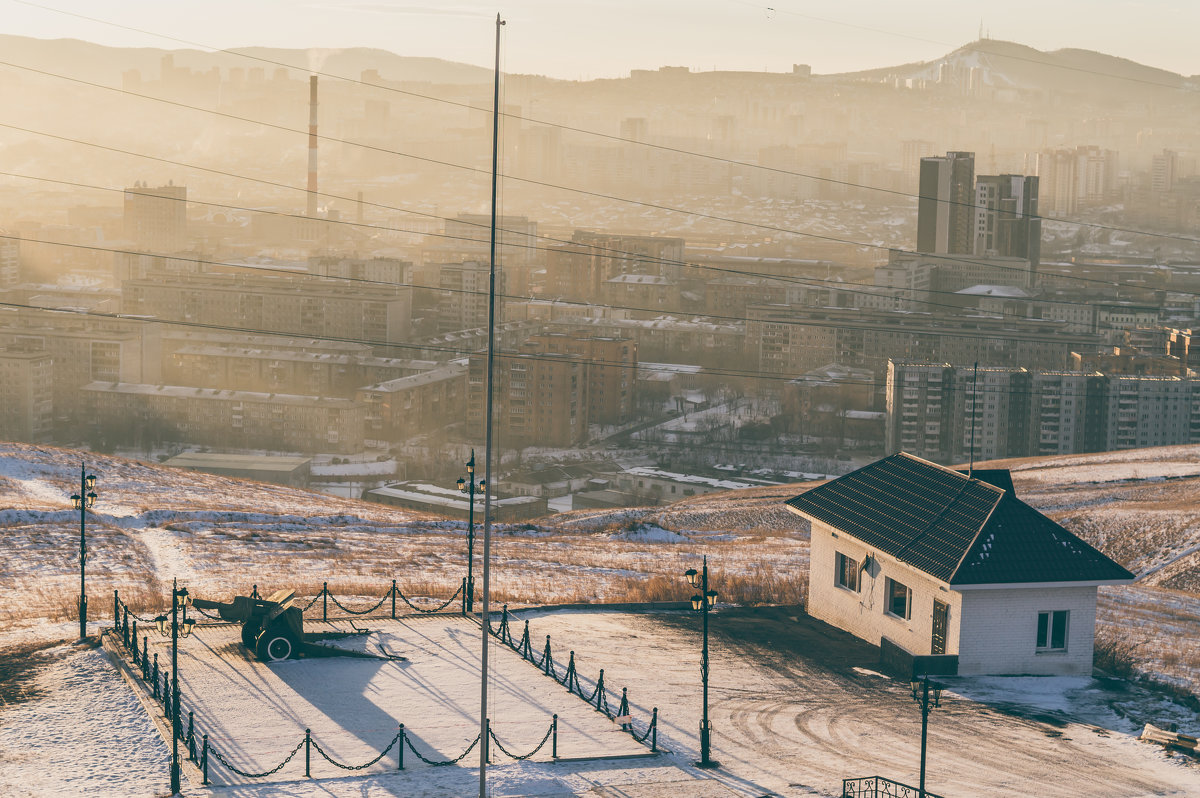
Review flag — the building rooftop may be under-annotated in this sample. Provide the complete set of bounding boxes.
[785,452,1134,586]
[164,453,311,472]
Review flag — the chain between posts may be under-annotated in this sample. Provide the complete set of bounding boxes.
[487,719,556,761]
[209,739,305,779]
[487,607,662,750]
[403,731,481,766]
[310,731,403,770]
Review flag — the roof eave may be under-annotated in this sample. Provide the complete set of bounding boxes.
[951,577,1136,590]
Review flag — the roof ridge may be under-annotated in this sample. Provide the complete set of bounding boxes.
[947,486,1008,582]
[892,476,1001,561]
[895,451,1005,494]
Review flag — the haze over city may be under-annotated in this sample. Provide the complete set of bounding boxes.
[1,2,1199,797]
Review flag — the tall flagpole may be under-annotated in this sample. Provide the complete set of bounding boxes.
[479,12,504,798]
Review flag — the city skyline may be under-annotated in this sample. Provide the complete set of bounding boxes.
[7,0,1200,80]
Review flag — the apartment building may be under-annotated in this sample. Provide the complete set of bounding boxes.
[356,363,467,445]
[0,347,53,441]
[122,271,412,343]
[82,382,365,454]
[886,361,1200,463]
[746,305,1097,379]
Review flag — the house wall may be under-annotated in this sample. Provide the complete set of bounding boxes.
[956,586,1097,676]
[807,520,962,658]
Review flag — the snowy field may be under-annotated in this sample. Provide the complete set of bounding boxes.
[2,441,1200,795]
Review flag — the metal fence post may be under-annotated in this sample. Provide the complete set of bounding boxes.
[398,723,405,770]
[251,583,259,600]
[305,728,311,777]
[485,717,491,764]
[142,636,149,679]
[152,653,159,698]
[322,583,328,622]
[130,620,137,659]
[113,589,119,632]
[187,711,195,760]
[552,714,558,759]
[201,735,209,785]
[391,579,397,619]
[651,707,658,752]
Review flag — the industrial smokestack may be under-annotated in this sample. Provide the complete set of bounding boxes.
[307,75,318,217]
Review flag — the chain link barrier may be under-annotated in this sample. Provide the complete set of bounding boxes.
[209,739,305,779]
[403,731,481,766]
[395,581,464,614]
[487,606,664,751]
[310,732,403,771]
[487,720,555,761]
[325,591,391,616]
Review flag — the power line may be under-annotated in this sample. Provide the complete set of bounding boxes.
[0,169,1122,321]
[0,118,1173,305]
[0,296,1177,402]
[3,52,1198,251]
[0,230,1145,340]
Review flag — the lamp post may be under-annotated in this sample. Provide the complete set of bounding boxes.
[909,675,943,798]
[70,462,98,640]
[684,556,719,768]
[155,579,195,795]
[456,449,485,614]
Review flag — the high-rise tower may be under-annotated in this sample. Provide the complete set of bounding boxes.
[974,174,1040,270]
[917,151,975,254]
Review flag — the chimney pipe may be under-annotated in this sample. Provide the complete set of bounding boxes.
[307,75,318,217]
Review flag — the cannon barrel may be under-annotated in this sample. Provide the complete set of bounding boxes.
[190,595,256,623]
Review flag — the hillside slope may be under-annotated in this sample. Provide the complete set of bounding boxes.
[1,441,1196,695]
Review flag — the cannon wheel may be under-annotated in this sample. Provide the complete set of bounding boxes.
[255,625,297,662]
[241,621,260,650]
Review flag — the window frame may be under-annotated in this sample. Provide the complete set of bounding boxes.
[834,551,860,593]
[884,577,912,620]
[1036,610,1070,652]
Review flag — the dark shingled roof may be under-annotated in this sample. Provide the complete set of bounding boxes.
[786,452,1133,586]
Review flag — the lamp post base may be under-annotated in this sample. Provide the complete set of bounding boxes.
[694,759,721,769]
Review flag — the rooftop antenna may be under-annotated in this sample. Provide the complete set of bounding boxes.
[968,361,979,478]
[478,13,504,798]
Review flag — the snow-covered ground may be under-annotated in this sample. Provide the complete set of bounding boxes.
[2,441,1200,796]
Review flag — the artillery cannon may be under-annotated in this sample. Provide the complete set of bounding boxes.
[191,589,304,662]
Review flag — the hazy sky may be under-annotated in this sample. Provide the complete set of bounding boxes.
[8,0,1199,79]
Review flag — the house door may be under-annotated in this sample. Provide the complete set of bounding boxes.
[932,600,949,655]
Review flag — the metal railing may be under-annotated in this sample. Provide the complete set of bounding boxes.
[842,776,945,798]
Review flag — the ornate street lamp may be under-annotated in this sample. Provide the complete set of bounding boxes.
[684,556,719,768]
[154,579,194,795]
[70,462,98,640]
[457,449,485,614]
[910,675,943,798]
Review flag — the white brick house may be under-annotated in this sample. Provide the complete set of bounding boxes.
[786,453,1134,676]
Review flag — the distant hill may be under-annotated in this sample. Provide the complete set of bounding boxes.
[0,34,492,85]
[829,38,1190,97]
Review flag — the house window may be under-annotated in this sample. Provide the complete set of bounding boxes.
[885,578,911,620]
[835,552,859,592]
[1036,610,1069,651]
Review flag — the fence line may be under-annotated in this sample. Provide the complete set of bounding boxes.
[488,605,659,753]
[108,591,565,785]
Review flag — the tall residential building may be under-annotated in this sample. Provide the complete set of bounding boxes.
[974,174,1041,270]
[917,151,975,254]
[0,347,53,441]
[468,341,585,448]
[123,182,187,252]
[522,332,637,426]
[1035,146,1118,215]
[544,231,686,300]
[0,235,19,288]
[886,361,1200,463]
[436,261,505,334]
[1152,149,1178,194]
